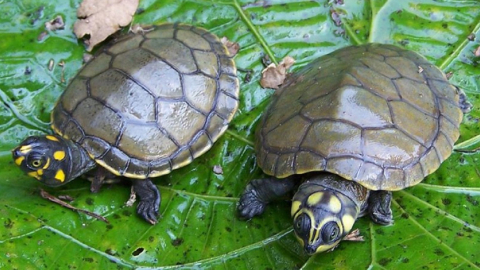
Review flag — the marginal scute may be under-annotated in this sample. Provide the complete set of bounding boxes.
[274,153,296,178]
[100,147,130,175]
[107,34,144,55]
[419,148,441,177]
[177,29,211,51]
[326,157,363,181]
[294,151,326,175]
[354,162,383,189]
[78,53,111,77]
[82,137,110,160]
[404,162,424,187]
[189,131,212,159]
[60,78,88,112]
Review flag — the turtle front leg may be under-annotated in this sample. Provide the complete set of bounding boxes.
[132,179,161,224]
[238,177,296,219]
[368,190,393,225]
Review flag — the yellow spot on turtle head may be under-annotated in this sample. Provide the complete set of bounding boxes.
[341,214,356,233]
[307,192,324,207]
[46,135,59,142]
[15,156,25,166]
[291,200,302,217]
[55,169,65,182]
[327,195,342,214]
[19,145,32,154]
[27,171,41,180]
[53,151,66,161]
[37,169,44,176]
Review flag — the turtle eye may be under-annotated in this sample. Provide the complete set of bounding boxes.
[27,154,45,169]
[321,221,340,243]
[293,213,311,239]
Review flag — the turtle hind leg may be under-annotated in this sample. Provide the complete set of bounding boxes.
[368,190,393,225]
[237,177,296,219]
[133,179,161,224]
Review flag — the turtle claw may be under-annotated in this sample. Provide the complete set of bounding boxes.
[132,179,161,224]
[237,184,267,219]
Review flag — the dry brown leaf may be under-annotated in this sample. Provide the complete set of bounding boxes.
[45,15,65,31]
[475,45,480,57]
[260,56,295,89]
[221,37,240,56]
[73,0,139,51]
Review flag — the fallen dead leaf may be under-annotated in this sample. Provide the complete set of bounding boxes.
[130,24,154,34]
[221,37,240,56]
[475,45,480,57]
[260,56,295,89]
[45,15,65,31]
[73,0,139,51]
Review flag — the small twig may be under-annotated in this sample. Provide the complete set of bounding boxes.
[39,188,109,223]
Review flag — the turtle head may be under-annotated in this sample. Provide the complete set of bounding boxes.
[12,135,73,187]
[291,179,360,255]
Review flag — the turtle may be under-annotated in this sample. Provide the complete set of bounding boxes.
[237,43,471,254]
[12,23,239,224]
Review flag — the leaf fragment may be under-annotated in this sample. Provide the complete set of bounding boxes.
[221,37,240,56]
[260,56,295,89]
[73,0,139,51]
[45,15,65,31]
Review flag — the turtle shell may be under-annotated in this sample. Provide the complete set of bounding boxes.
[256,43,464,191]
[51,23,239,179]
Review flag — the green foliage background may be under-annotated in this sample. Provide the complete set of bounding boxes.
[1,0,480,269]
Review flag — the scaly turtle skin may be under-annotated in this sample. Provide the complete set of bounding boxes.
[237,43,470,254]
[12,23,239,224]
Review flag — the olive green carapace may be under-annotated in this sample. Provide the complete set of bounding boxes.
[51,23,239,179]
[256,43,464,191]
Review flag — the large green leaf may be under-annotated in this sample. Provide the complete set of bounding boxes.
[1,0,480,269]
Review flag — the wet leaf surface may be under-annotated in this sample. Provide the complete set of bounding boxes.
[1,0,480,269]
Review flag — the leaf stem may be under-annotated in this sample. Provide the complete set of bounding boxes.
[232,0,279,65]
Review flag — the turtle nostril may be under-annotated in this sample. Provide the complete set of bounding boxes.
[305,245,317,255]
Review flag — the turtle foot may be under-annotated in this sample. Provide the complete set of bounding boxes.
[133,179,161,224]
[368,190,393,225]
[237,182,267,219]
